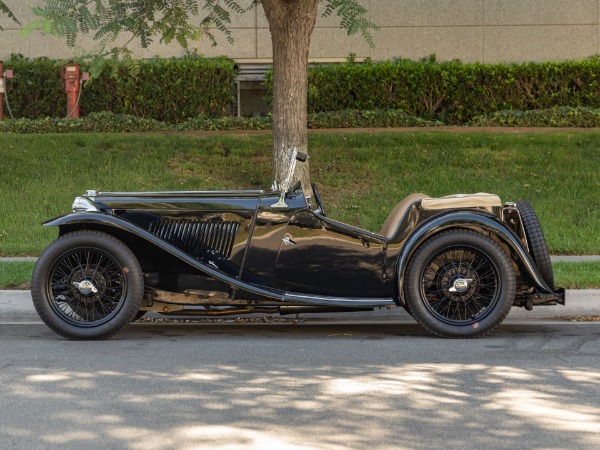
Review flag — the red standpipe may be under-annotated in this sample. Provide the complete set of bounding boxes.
[63,63,81,118]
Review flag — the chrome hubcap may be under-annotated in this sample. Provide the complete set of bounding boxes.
[448,278,473,294]
[72,279,98,295]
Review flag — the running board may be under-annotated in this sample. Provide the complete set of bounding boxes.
[283,292,396,307]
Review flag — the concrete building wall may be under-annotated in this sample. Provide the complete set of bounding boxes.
[1,0,599,63]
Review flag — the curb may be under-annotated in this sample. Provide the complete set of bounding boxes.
[1,290,598,323]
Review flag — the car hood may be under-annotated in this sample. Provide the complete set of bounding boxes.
[77,190,266,213]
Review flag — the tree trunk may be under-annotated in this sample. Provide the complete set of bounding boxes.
[261,0,318,192]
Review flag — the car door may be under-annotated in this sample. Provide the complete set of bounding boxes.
[275,210,387,297]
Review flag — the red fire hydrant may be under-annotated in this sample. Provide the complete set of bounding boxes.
[0,61,14,121]
[62,63,89,118]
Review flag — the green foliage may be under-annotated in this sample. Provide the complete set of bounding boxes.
[470,107,600,127]
[0,110,438,133]
[1,54,236,122]
[29,1,377,58]
[300,56,600,124]
[0,261,34,289]
[177,114,273,131]
[1,55,64,119]
[322,0,379,48]
[29,0,222,51]
[0,112,166,133]
[82,54,236,122]
[307,109,442,128]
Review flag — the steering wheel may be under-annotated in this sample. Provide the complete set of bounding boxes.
[311,182,326,216]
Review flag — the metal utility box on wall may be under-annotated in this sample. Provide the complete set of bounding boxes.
[236,63,270,118]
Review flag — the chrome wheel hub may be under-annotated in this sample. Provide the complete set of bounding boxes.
[448,278,473,294]
[72,279,98,295]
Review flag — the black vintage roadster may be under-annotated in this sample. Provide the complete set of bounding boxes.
[31,149,564,339]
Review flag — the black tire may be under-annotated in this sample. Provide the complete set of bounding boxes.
[405,230,516,338]
[31,231,144,340]
[516,200,554,289]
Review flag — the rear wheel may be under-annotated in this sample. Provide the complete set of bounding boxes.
[31,231,144,340]
[405,230,515,338]
[516,200,554,289]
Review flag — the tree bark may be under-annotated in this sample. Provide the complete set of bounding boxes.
[261,0,318,191]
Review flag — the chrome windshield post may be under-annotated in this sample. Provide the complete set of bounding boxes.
[271,148,298,208]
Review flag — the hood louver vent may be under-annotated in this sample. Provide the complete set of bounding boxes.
[149,219,240,260]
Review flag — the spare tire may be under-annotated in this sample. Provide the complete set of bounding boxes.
[516,200,554,289]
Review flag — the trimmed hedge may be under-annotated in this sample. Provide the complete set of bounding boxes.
[0,112,167,133]
[1,57,63,119]
[291,56,600,124]
[0,110,440,133]
[6,53,600,127]
[307,109,442,128]
[470,106,600,127]
[1,54,236,123]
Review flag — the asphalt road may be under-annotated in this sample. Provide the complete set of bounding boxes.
[1,321,599,450]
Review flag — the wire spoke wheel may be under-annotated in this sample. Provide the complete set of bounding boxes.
[32,231,144,340]
[405,230,515,338]
[421,247,500,325]
[48,248,127,327]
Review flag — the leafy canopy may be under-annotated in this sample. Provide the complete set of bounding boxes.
[22,1,377,54]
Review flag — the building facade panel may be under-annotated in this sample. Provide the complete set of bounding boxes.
[309,28,372,59]
[0,29,29,57]
[0,1,35,28]
[2,1,600,62]
[28,32,145,59]
[373,26,483,62]
[371,0,483,27]
[143,29,257,59]
[484,0,598,26]
[484,25,598,62]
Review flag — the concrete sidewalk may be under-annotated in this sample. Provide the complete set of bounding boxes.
[1,289,598,323]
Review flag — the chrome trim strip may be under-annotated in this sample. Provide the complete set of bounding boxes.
[96,190,264,198]
[283,292,395,307]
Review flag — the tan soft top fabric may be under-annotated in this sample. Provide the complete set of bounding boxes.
[380,193,430,238]
[421,193,501,210]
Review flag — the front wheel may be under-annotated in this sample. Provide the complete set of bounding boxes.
[404,230,516,338]
[31,231,144,340]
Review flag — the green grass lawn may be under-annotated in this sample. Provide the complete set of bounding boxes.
[1,260,598,290]
[1,130,599,255]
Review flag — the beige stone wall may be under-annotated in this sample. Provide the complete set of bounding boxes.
[1,0,599,63]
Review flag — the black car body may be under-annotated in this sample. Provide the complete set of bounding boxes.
[31,150,564,339]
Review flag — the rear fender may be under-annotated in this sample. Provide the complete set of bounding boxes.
[395,211,554,305]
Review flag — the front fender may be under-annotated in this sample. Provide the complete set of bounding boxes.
[43,212,286,302]
[395,211,554,305]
